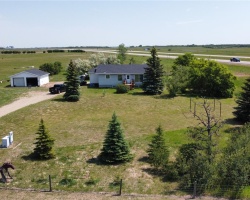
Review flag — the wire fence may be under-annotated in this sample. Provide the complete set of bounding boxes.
[1,175,250,199]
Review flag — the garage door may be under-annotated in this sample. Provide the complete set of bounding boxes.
[13,78,25,87]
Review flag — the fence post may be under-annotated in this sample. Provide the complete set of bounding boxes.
[49,175,52,192]
[190,98,192,111]
[192,181,197,199]
[119,179,123,196]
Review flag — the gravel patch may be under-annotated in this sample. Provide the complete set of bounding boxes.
[0,91,60,118]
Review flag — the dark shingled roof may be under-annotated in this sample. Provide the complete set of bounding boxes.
[89,64,147,74]
[25,69,49,76]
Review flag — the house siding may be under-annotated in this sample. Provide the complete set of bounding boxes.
[88,64,146,88]
[89,74,99,84]
[99,74,123,87]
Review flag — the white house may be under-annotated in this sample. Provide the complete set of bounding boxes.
[10,69,49,87]
[88,64,147,88]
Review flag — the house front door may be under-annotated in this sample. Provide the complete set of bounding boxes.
[126,74,131,84]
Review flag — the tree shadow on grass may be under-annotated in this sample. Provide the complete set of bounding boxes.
[224,117,244,126]
[87,157,130,166]
[50,98,65,102]
[138,156,167,181]
[21,153,51,162]
[154,94,175,99]
[130,91,148,96]
[137,156,149,163]
[138,156,179,183]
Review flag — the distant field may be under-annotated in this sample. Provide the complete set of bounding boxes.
[0,52,92,81]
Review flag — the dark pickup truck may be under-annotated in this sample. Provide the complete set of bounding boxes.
[49,84,66,94]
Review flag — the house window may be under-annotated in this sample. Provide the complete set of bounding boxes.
[135,75,143,82]
[106,74,110,79]
[118,75,122,81]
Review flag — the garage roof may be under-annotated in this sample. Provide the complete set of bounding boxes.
[25,69,49,76]
[10,69,49,77]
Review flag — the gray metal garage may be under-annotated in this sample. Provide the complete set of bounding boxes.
[10,69,50,87]
[13,77,25,87]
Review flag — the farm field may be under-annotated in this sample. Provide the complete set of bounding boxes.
[0,50,250,198]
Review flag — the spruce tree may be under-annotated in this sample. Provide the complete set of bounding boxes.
[147,125,169,169]
[63,60,80,102]
[234,77,250,123]
[33,119,55,160]
[142,47,164,95]
[99,112,133,164]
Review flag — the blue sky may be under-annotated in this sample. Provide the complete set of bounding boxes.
[0,0,250,48]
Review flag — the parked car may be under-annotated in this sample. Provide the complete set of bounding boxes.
[49,84,66,94]
[230,57,240,62]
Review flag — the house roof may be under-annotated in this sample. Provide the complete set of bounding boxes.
[89,64,147,74]
[10,69,49,77]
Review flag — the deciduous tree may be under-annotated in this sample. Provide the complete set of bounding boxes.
[117,43,127,64]
[175,100,222,190]
[39,61,62,75]
[189,59,235,98]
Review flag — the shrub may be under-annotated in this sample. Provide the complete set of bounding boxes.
[67,95,80,102]
[116,84,129,94]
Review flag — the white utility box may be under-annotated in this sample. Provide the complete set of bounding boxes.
[9,131,13,144]
[2,136,10,148]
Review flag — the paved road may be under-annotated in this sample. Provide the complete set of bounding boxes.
[84,49,250,66]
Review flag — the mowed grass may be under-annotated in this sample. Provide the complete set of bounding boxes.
[0,86,237,194]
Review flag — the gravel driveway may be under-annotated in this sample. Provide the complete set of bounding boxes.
[0,91,59,118]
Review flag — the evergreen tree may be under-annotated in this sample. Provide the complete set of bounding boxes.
[142,47,164,95]
[99,112,133,164]
[63,60,80,102]
[33,119,55,160]
[234,77,250,123]
[147,125,169,169]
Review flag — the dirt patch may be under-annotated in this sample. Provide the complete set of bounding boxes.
[234,72,250,77]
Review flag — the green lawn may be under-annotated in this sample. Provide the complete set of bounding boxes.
[0,86,238,194]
